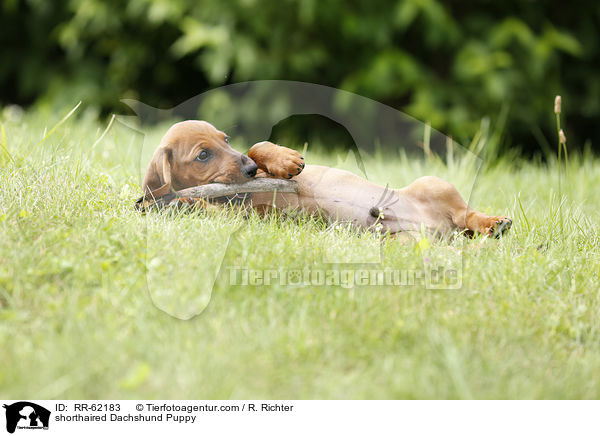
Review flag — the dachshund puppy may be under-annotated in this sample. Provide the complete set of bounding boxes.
[141,120,512,237]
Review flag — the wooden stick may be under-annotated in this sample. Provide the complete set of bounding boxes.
[175,178,298,199]
[135,179,298,211]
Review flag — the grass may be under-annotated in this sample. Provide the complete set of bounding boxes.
[1,105,600,399]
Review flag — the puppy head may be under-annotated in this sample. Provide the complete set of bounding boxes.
[141,120,258,199]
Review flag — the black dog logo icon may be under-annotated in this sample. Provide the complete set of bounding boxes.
[3,402,50,433]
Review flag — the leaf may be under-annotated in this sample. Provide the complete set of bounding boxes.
[170,18,228,58]
[543,26,583,56]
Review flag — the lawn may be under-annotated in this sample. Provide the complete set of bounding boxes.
[1,106,600,399]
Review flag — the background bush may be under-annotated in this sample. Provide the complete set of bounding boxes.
[1,0,598,154]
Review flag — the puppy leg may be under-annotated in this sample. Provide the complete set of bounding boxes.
[406,176,512,237]
[248,141,304,179]
[455,209,513,238]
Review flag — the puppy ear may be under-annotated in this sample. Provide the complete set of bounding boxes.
[141,147,174,201]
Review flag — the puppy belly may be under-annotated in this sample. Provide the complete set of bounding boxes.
[250,165,431,233]
[299,188,426,233]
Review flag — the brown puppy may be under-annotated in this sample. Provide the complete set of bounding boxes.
[141,120,512,237]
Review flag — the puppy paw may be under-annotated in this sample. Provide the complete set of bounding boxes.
[484,216,513,238]
[248,141,304,179]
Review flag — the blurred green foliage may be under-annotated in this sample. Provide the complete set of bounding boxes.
[1,0,598,153]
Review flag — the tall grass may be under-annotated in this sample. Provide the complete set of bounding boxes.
[1,106,599,399]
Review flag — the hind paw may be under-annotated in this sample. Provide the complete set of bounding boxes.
[485,216,513,238]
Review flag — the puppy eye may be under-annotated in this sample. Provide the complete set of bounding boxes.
[224,136,230,144]
[196,150,210,162]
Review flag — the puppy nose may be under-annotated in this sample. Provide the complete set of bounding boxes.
[241,156,258,178]
[242,161,258,178]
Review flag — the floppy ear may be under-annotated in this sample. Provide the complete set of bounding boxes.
[141,147,174,201]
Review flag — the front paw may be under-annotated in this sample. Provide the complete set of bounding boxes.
[248,141,304,179]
